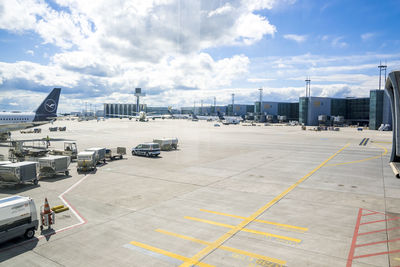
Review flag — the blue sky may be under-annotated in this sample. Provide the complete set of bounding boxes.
[0,0,399,112]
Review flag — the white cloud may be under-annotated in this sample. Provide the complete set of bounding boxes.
[247,78,274,83]
[26,50,34,56]
[0,0,283,112]
[208,3,233,17]
[331,36,347,48]
[283,34,307,43]
[361,32,375,41]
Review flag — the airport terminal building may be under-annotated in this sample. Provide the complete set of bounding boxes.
[299,90,391,128]
[104,103,146,118]
[254,101,299,121]
[104,89,391,129]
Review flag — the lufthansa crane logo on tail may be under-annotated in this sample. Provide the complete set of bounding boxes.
[44,99,57,113]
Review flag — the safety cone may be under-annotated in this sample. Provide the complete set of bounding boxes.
[44,198,50,214]
[43,198,52,225]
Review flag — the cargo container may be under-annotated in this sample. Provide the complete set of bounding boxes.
[0,162,39,185]
[85,147,106,164]
[77,151,96,172]
[38,155,71,177]
[152,138,178,151]
[0,195,38,243]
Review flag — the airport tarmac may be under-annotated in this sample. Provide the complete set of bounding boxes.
[0,119,398,267]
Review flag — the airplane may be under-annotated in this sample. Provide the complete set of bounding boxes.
[112,111,162,122]
[0,88,61,140]
[217,112,242,125]
[166,108,190,119]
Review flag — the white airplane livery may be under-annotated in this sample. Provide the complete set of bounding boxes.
[0,88,61,140]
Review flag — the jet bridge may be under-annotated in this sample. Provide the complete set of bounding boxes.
[385,71,400,176]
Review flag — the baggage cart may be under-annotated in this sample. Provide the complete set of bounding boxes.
[0,162,39,185]
[38,155,71,177]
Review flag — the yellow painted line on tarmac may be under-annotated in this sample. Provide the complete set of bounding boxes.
[199,208,308,232]
[326,144,388,167]
[184,216,302,243]
[156,229,287,265]
[179,143,350,267]
[129,241,215,267]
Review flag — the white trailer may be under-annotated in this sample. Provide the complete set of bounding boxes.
[0,196,38,243]
[105,147,126,160]
[153,138,178,151]
[0,162,39,185]
[85,147,106,164]
[38,155,71,177]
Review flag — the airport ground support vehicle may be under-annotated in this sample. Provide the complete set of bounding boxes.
[77,151,96,172]
[0,162,39,185]
[85,147,106,164]
[105,147,126,160]
[131,143,161,157]
[38,155,70,177]
[152,138,178,151]
[49,142,78,160]
[0,195,38,243]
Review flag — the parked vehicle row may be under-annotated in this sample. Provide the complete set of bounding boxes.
[131,138,178,158]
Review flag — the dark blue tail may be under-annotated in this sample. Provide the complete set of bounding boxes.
[217,111,224,120]
[33,88,61,121]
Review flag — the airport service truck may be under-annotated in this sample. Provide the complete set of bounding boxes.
[77,151,96,172]
[0,196,38,243]
[49,142,78,160]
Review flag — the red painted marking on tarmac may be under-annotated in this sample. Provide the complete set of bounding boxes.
[355,237,400,248]
[347,208,363,267]
[353,249,400,259]
[362,209,400,220]
[360,217,400,225]
[347,208,400,266]
[358,226,400,236]
[361,211,379,216]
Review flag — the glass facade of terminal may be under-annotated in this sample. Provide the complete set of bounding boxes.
[104,103,146,117]
[330,99,346,116]
[369,90,384,130]
[278,102,299,120]
[299,97,308,125]
[346,98,370,124]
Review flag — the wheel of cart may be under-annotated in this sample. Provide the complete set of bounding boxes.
[33,179,38,185]
[65,170,69,176]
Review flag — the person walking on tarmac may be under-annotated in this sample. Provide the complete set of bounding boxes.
[46,135,51,147]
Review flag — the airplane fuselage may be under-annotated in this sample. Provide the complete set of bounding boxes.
[0,112,35,125]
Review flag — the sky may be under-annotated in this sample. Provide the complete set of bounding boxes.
[0,0,400,113]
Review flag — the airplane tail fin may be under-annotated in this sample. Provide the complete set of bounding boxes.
[167,106,173,116]
[191,112,198,120]
[33,88,61,121]
[217,111,224,120]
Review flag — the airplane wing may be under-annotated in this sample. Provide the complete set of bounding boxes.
[0,121,49,133]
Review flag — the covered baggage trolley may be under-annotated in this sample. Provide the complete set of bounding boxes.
[38,155,71,177]
[0,162,39,185]
[152,138,178,151]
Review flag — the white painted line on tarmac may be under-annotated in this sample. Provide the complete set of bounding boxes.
[38,174,90,237]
